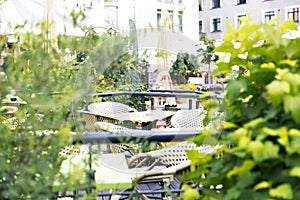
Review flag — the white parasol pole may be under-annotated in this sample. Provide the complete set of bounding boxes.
[44,0,58,52]
[156,9,173,90]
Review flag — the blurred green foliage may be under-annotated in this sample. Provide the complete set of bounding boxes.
[183,17,300,199]
[0,2,129,198]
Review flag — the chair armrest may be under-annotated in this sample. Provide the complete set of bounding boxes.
[127,152,163,171]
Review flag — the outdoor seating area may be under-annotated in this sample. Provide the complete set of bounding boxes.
[1,1,299,198]
[0,84,224,199]
[53,90,224,199]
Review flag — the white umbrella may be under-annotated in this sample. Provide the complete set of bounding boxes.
[0,0,111,36]
[0,0,43,34]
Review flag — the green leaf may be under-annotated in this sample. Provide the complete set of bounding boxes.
[263,23,281,47]
[262,141,279,159]
[237,135,251,150]
[289,129,300,137]
[216,61,232,74]
[182,184,200,200]
[244,118,264,129]
[286,38,300,59]
[283,94,300,123]
[289,135,300,154]
[278,59,297,68]
[290,167,300,177]
[266,80,290,106]
[248,140,264,160]
[279,20,298,33]
[250,68,276,85]
[226,79,247,102]
[269,184,293,199]
[254,181,271,191]
[214,40,234,53]
[227,160,255,178]
[282,73,300,95]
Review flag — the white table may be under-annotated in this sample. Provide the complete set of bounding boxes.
[107,110,175,123]
[105,110,176,130]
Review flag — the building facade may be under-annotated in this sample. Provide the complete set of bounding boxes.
[199,0,300,41]
[104,0,199,42]
[103,0,201,87]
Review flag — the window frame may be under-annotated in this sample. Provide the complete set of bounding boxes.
[104,5,119,28]
[235,13,248,29]
[178,11,183,32]
[210,16,222,32]
[285,5,300,23]
[168,10,174,31]
[235,0,247,6]
[210,0,221,9]
[157,9,162,26]
[199,18,204,34]
[199,0,204,11]
[262,8,277,24]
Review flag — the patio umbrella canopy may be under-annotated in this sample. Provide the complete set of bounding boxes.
[0,0,110,36]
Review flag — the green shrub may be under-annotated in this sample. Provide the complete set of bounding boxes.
[183,18,300,200]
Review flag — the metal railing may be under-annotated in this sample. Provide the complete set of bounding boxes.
[89,89,224,111]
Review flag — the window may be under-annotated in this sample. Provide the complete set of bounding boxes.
[210,0,221,9]
[199,0,203,11]
[235,13,247,29]
[104,6,118,28]
[235,0,247,5]
[157,9,162,25]
[199,19,204,34]
[178,11,183,32]
[178,0,182,3]
[262,9,277,23]
[286,6,300,23]
[210,17,222,32]
[168,10,174,31]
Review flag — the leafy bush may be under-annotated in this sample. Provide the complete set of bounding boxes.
[174,83,198,90]
[183,18,300,199]
[0,5,106,199]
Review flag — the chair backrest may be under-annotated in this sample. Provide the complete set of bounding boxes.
[170,108,206,129]
[59,145,89,156]
[152,141,221,167]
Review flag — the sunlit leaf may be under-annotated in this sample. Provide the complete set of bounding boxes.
[248,140,264,160]
[227,160,255,178]
[282,73,300,95]
[262,141,279,159]
[279,20,298,33]
[269,184,293,199]
[290,167,300,177]
[254,181,271,191]
[266,80,290,106]
[283,94,300,123]
[244,118,264,129]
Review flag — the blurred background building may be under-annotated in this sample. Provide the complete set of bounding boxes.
[198,0,300,41]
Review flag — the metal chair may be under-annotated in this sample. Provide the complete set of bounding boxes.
[170,108,206,129]
[77,102,139,154]
[77,101,138,132]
